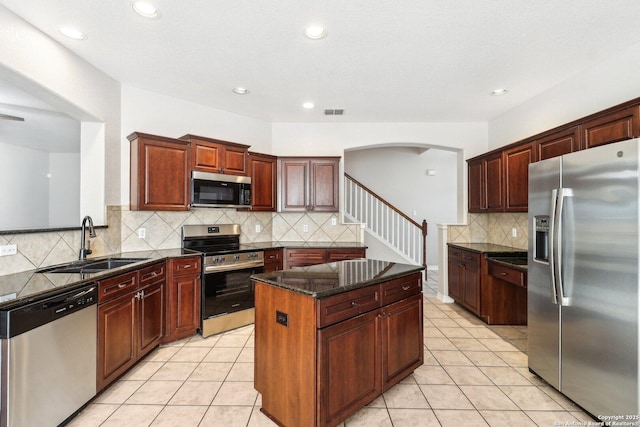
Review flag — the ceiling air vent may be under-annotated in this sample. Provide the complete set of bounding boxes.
[324,109,345,116]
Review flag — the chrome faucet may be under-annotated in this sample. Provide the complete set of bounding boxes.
[79,215,97,260]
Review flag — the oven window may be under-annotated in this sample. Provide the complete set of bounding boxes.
[203,266,264,318]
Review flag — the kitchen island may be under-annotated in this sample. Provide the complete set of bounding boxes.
[252,259,424,427]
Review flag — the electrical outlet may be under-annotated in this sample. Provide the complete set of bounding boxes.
[331,217,337,226]
[0,244,17,256]
[137,228,146,239]
[255,224,261,233]
[511,228,517,238]
[303,224,309,233]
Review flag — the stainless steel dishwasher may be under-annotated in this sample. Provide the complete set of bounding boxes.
[0,284,98,427]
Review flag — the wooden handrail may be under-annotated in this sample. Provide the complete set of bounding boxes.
[345,173,428,267]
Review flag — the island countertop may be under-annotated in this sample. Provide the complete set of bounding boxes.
[251,258,424,298]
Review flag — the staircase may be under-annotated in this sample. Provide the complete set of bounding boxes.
[344,173,427,267]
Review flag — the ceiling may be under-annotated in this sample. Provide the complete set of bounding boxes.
[2,0,640,124]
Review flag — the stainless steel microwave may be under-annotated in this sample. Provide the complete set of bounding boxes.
[191,171,251,208]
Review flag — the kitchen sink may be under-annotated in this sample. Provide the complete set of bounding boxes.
[37,257,149,274]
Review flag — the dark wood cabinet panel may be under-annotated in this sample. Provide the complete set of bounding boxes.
[467,158,485,212]
[278,157,340,212]
[128,132,190,211]
[180,134,249,175]
[447,247,480,315]
[138,281,164,355]
[462,260,480,313]
[249,152,277,211]
[504,142,535,212]
[310,159,339,212]
[485,153,503,211]
[326,248,366,262]
[164,256,201,343]
[263,248,283,272]
[279,159,308,211]
[284,248,366,269]
[535,126,580,161]
[581,105,640,149]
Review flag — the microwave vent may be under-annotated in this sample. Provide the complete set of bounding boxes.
[324,109,345,116]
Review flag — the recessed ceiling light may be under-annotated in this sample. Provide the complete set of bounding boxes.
[59,26,87,40]
[132,2,161,19]
[302,102,315,109]
[232,87,249,95]
[305,26,326,40]
[491,89,508,96]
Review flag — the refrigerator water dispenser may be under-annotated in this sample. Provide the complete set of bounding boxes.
[534,216,549,263]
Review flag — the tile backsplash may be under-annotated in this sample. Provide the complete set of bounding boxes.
[448,212,528,250]
[0,206,361,275]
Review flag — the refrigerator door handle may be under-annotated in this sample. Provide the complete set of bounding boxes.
[549,189,559,305]
[555,187,573,306]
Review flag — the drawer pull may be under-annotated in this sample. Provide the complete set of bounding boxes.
[118,283,128,289]
[402,285,411,291]
[268,255,276,259]
[183,264,192,269]
[351,301,358,306]
[501,272,508,276]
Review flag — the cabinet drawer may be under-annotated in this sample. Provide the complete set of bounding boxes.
[326,249,366,262]
[460,251,480,266]
[448,247,463,260]
[99,271,138,303]
[317,285,380,328]
[488,262,526,287]
[380,273,422,306]
[139,262,165,285]
[172,256,201,276]
[264,249,282,262]
[285,249,326,261]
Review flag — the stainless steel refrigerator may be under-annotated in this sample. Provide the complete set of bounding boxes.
[528,138,639,417]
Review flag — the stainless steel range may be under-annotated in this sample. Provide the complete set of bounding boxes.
[182,224,264,337]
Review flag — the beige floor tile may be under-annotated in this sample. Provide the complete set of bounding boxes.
[184,334,220,347]
[494,351,528,367]
[188,362,234,381]
[525,410,581,426]
[425,337,457,350]
[227,362,255,381]
[449,338,489,351]
[146,346,180,361]
[126,380,183,405]
[247,406,279,426]
[150,362,199,381]
[479,410,537,426]
[462,351,509,367]
[453,316,487,327]
[438,327,474,338]
[168,380,222,405]
[509,338,528,351]
[424,309,450,319]
[514,367,547,385]
[423,327,445,338]
[236,346,254,362]
[245,335,255,347]
[203,346,242,362]
[419,385,474,409]
[477,338,520,352]
[431,350,475,366]
[101,404,164,427]
[383,384,430,409]
[433,409,489,426]
[94,380,145,404]
[460,385,519,410]
[226,324,255,335]
[479,366,533,386]
[121,361,164,381]
[430,317,461,328]
[412,365,455,385]
[212,381,258,406]
[466,328,501,339]
[150,405,207,426]
[423,350,440,366]
[200,405,253,427]
[344,407,393,426]
[388,408,441,427]
[66,403,119,427]
[169,346,212,362]
[500,385,565,411]
[538,385,585,411]
[366,395,386,408]
[489,326,527,339]
[444,366,493,385]
[216,334,250,348]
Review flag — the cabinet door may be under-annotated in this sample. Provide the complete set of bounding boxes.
[263,248,283,272]
[318,310,381,426]
[222,145,249,175]
[129,133,190,211]
[97,292,136,391]
[462,260,481,314]
[485,153,504,211]
[581,105,640,149]
[381,293,424,390]
[192,140,223,172]
[535,126,579,161]
[249,153,277,211]
[138,280,164,357]
[467,158,485,212]
[170,273,201,337]
[504,142,534,212]
[447,257,463,302]
[278,159,309,212]
[310,159,339,212]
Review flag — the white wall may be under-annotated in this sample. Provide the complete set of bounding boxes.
[49,152,80,226]
[489,41,640,149]
[119,85,273,205]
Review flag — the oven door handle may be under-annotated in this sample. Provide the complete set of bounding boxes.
[204,260,264,273]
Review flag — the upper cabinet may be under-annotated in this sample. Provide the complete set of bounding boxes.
[504,142,535,212]
[278,157,340,212]
[180,134,249,176]
[129,132,191,211]
[249,152,277,212]
[535,127,579,161]
[581,105,640,150]
[467,152,503,213]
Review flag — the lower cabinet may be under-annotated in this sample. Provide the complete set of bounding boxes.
[163,256,201,343]
[97,262,165,391]
[263,248,283,272]
[447,247,480,314]
[284,248,366,269]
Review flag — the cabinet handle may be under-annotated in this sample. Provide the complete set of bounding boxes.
[402,285,410,291]
[183,264,192,269]
[268,255,276,259]
[118,283,128,289]
[501,272,508,276]
[351,301,358,306]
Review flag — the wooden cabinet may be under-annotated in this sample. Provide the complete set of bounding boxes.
[128,132,191,211]
[447,247,481,314]
[284,247,366,269]
[535,126,580,161]
[263,248,283,272]
[97,262,165,391]
[255,272,423,427]
[581,105,640,149]
[164,256,201,343]
[504,142,535,212]
[278,157,340,212]
[248,152,277,211]
[180,134,249,175]
[467,158,485,212]
[467,152,503,212]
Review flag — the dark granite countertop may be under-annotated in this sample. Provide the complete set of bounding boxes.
[0,249,198,310]
[252,258,424,298]
[486,257,528,272]
[448,243,527,270]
